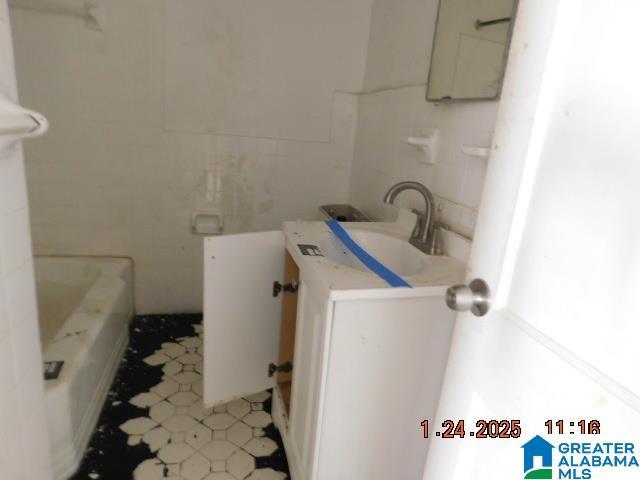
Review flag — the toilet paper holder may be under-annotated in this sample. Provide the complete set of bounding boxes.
[191,212,223,235]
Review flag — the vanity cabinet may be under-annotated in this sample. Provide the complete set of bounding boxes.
[203,224,461,480]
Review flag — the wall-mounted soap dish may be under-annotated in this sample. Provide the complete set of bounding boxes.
[402,128,439,165]
[461,145,491,159]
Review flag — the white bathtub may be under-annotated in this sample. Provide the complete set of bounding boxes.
[35,256,134,480]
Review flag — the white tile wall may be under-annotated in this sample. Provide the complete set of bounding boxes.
[12,0,499,319]
[349,87,497,238]
[349,0,500,238]
[10,1,364,314]
[0,2,52,477]
[164,0,372,142]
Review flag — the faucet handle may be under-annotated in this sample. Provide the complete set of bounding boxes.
[428,223,444,256]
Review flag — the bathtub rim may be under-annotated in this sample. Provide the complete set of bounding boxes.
[35,255,134,480]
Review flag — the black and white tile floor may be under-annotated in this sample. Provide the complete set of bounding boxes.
[71,314,290,480]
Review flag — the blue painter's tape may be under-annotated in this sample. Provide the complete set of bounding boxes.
[325,219,411,288]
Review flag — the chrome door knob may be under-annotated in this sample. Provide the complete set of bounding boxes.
[445,278,491,317]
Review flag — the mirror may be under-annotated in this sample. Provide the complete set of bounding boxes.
[427,0,518,101]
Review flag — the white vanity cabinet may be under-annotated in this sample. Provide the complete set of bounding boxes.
[203,222,464,480]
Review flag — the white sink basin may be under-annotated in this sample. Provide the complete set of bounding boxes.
[321,228,427,276]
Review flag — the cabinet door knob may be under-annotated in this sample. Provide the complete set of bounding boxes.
[445,278,491,317]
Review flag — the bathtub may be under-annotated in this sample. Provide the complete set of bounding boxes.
[35,256,134,480]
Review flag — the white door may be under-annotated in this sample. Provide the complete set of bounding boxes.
[203,231,284,407]
[425,1,640,479]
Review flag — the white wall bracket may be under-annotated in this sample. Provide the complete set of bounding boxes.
[402,128,439,165]
[461,145,491,159]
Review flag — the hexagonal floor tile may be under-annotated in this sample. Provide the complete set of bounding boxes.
[150,401,175,423]
[162,342,187,358]
[211,460,225,472]
[151,379,180,398]
[227,449,255,480]
[181,337,202,349]
[163,360,184,377]
[203,473,235,480]
[245,469,287,480]
[168,391,200,406]
[185,423,213,450]
[226,422,252,447]
[173,371,201,384]
[120,417,158,435]
[129,392,162,408]
[73,317,289,480]
[203,413,236,430]
[180,452,211,480]
[143,353,171,366]
[188,403,212,421]
[192,380,203,396]
[243,437,278,457]
[143,426,171,453]
[199,440,238,461]
[226,399,250,419]
[162,414,198,433]
[244,391,270,403]
[133,458,164,480]
[177,353,202,365]
[157,442,195,464]
[166,464,181,477]
[242,412,272,428]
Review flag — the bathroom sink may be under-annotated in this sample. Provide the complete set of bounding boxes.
[321,227,427,276]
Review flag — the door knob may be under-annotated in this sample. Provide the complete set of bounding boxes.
[445,278,491,317]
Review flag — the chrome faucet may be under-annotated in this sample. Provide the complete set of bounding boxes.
[383,181,441,255]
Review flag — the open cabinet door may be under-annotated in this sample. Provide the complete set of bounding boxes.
[203,231,284,407]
